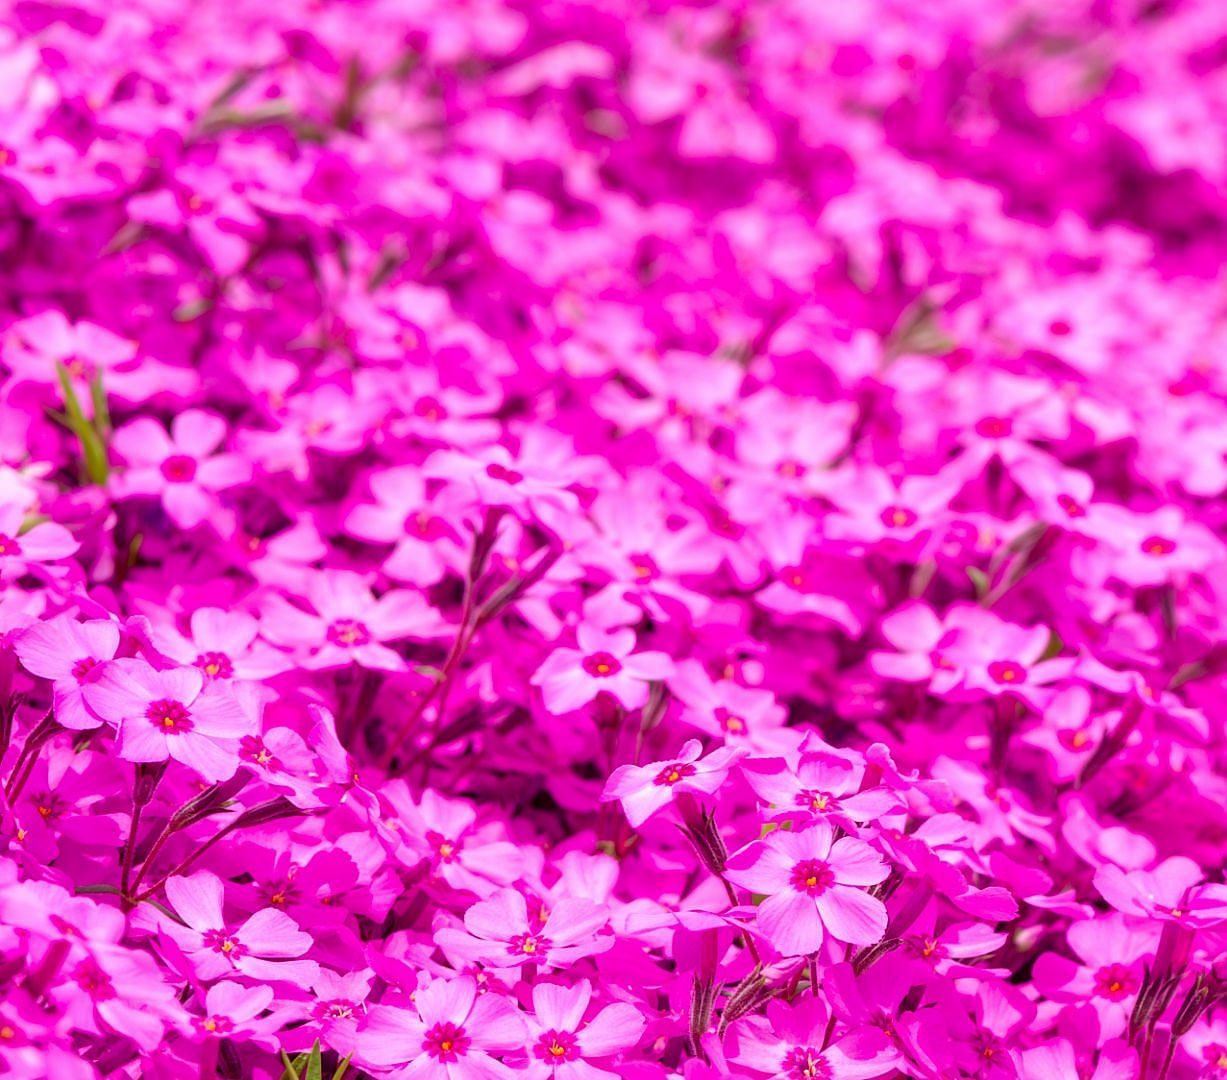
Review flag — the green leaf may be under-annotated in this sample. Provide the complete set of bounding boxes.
[305,1041,323,1080]
[89,372,111,438]
[332,1055,353,1080]
[279,1049,306,1080]
[173,298,213,322]
[967,566,990,599]
[55,363,109,485]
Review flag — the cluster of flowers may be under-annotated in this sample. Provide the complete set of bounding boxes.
[1,0,1227,1076]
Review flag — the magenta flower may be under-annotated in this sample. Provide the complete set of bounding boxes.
[1094,857,1227,929]
[161,872,319,985]
[526,980,645,1080]
[82,659,251,780]
[358,975,526,1076]
[259,570,445,672]
[111,411,251,529]
[532,625,674,714]
[729,997,895,1080]
[435,888,611,970]
[725,822,890,955]
[0,503,77,574]
[14,615,120,729]
[602,739,744,828]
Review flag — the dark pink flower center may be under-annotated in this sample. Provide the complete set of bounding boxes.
[653,761,696,786]
[796,790,835,813]
[715,707,746,734]
[423,1021,470,1062]
[1057,493,1085,518]
[72,656,99,681]
[203,929,244,959]
[783,1047,831,1079]
[975,416,1012,439]
[404,511,443,539]
[1140,535,1176,557]
[629,554,658,581]
[509,931,551,957]
[534,1030,578,1063]
[486,463,524,485]
[327,619,372,647]
[198,1014,234,1035]
[880,505,918,528]
[428,831,459,862]
[582,651,622,678]
[0,534,22,557]
[145,698,192,733]
[1048,318,1073,338]
[161,454,197,482]
[195,651,234,678]
[1093,963,1138,1001]
[414,396,447,420]
[988,660,1027,685]
[790,859,835,896]
[777,460,806,479]
[73,961,115,1001]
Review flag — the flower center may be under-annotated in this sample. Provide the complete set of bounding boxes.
[789,859,835,896]
[880,505,918,528]
[327,619,372,647]
[783,1047,831,1079]
[160,454,197,482]
[1056,493,1085,518]
[195,651,234,678]
[423,1021,470,1062]
[715,707,746,734]
[1093,963,1137,1001]
[414,396,446,420]
[203,929,244,959]
[975,416,1012,439]
[0,534,22,557]
[534,1030,578,1063]
[72,656,99,681]
[510,931,551,957]
[486,463,524,485]
[428,832,459,862]
[987,660,1027,685]
[145,698,192,733]
[777,460,805,478]
[797,790,832,813]
[582,651,622,677]
[653,762,697,786]
[73,961,115,1001]
[404,511,441,538]
[1048,318,1073,338]
[629,554,658,581]
[1140,535,1176,557]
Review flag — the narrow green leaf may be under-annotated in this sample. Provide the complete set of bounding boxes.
[305,1041,323,1080]
[332,1055,353,1080]
[279,1049,305,1080]
[89,372,111,438]
[55,363,110,484]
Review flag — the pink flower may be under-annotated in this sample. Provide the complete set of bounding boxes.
[1094,857,1227,929]
[0,503,77,573]
[161,872,319,984]
[358,975,526,1076]
[14,615,120,729]
[532,625,674,714]
[526,980,645,1080]
[725,822,890,955]
[435,888,611,970]
[111,411,251,529]
[602,739,744,828]
[82,659,252,781]
[260,570,445,672]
